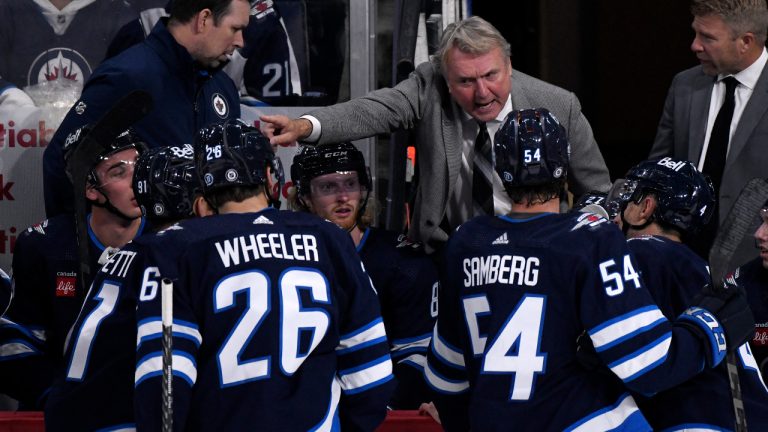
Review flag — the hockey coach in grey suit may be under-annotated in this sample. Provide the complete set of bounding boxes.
[262,16,611,252]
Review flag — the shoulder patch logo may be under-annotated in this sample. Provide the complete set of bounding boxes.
[492,232,509,245]
[570,212,608,231]
[253,215,274,225]
[212,93,228,118]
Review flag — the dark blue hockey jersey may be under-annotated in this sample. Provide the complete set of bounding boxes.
[43,18,241,218]
[357,228,437,409]
[628,235,768,431]
[134,209,394,431]
[0,0,136,89]
[45,230,167,431]
[426,213,734,431]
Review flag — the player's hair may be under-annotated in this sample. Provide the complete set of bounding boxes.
[204,184,266,209]
[170,0,245,25]
[692,0,768,42]
[434,16,511,73]
[503,180,565,207]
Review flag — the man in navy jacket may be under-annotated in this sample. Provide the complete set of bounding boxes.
[43,0,248,217]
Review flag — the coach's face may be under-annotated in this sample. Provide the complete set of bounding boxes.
[755,208,768,268]
[444,46,512,123]
[196,0,249,68]
[305,172,364,231]
[691,14,749,76]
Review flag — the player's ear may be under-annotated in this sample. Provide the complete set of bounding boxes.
[265,166,281,204]
[193,195,215,217]
[640,195,656,220]
[85,183,101,202]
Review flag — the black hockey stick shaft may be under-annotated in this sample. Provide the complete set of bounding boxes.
[161,277,173,432]
[68,90,153,285]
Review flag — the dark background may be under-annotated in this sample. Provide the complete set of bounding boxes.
[472,0,699,179]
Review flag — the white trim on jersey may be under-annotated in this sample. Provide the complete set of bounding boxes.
[336,318,387,354]
[310,376,342,432]
[589,306,666,351]
[424,361,469,394]
[608,334,673,382]
[565,393,643,432]
[135,351,197,387]
[432,327,466,369]
[337,354,392,394]
[136,318,202,349]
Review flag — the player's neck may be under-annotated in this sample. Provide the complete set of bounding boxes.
[508,198,560,215]
[627,224,681,243]
[217,195,270,215]
[89,209,142,248]
[349,225,364,246]
[48,0,72,11]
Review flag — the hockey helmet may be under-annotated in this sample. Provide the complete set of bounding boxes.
[290,142,371,196]
[616,157,715,235]
[133,144,200,220]
[493,108,570,192]
[63,125,147,186]
[194,119,283,194]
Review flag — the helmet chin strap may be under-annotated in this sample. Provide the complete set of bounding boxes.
[91,186,139,221]
[346,221,358,234]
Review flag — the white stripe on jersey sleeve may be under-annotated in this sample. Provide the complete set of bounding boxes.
[0,340,38,359]
[391,334,431,353]
[136,319,202,349]
[566,393,642,432]
[337,354,393,394]
[336,318,387,354]
[590,306,666,351]
[608,334,672,382]
[424,361,469,394]
[431,326,466,369]
[135,351,197,386]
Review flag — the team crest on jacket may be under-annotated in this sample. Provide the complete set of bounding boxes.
[27,48,91,86]
[212,93,228,118]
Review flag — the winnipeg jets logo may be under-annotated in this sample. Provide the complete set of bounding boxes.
[571,213,607,231]
[212,93,228,118]
[252,215,274,225]
[492,232,509,245]
[27,48,91,86]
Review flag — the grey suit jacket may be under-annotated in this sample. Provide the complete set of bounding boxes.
[311,61,611,250]
[650,64,768,269]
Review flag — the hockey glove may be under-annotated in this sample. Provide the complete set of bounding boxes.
[678,279,755,367]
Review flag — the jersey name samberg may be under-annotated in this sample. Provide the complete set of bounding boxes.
[215,233,320,268]
[463,255,540,287]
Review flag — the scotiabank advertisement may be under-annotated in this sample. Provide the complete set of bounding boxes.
[0,105,318,272]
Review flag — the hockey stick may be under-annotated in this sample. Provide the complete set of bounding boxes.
[161,277,173,432]
[708,177,768,432]
[66,90,154,286]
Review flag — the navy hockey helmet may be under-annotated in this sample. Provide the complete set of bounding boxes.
[194,119,284,195]
[493,108,570,191]
[290,142,371,196]
[616,157,715,235]
[133,144,200,220]
[63,125,147,186]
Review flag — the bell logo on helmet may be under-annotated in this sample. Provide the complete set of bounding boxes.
[657,157,686,172]
[170,144,194,158]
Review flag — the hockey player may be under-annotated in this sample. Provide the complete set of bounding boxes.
[44,144,200,431]
[613,157,768,430]
[731,200,768,385]
[4,125,147,407]
[290,142,438,409]
[133,120,394,431]
[425,108,755,431]
[43,0,247,218]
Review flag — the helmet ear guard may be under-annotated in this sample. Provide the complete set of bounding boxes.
[493,108,570,193]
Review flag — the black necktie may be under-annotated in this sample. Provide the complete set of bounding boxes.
[703,76,738,191]
[473,122,494,216]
